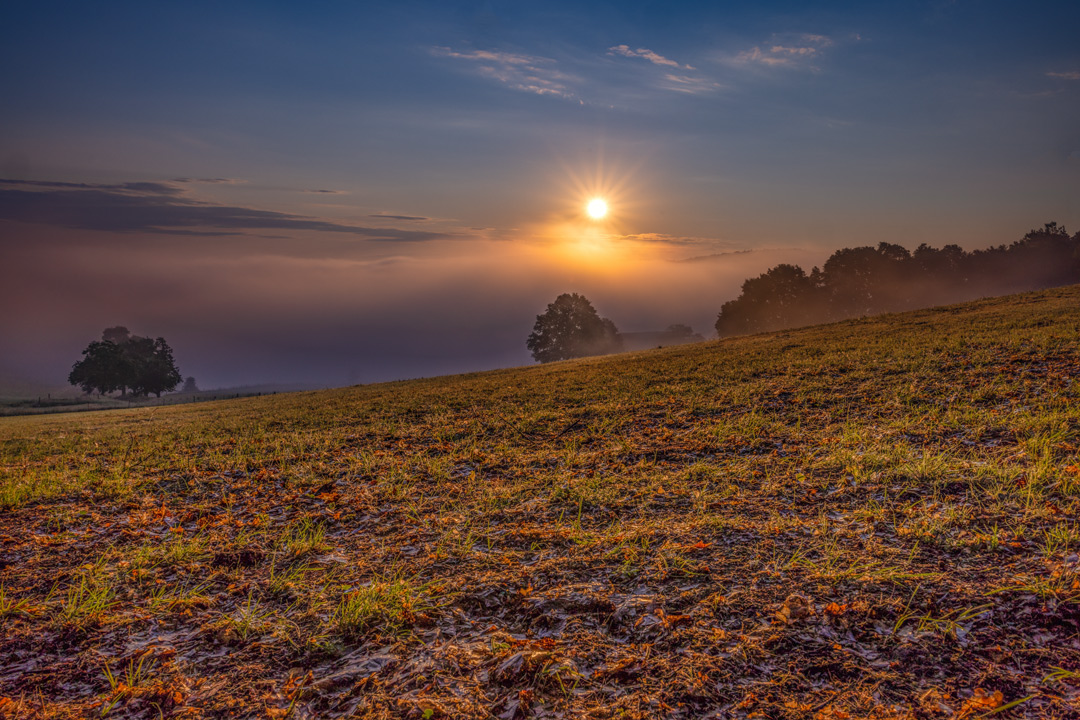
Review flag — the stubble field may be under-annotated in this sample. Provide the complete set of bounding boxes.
[2,287,1079,718]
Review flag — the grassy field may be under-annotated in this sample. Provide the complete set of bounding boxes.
[1,287,1079,719]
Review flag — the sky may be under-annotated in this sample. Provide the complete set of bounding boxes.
[1,0,1078,389]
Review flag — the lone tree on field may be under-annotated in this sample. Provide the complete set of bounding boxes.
[68,327,182,397]
[527,293,623,363]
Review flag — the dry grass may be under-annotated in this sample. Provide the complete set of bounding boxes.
[1,286,1079,718]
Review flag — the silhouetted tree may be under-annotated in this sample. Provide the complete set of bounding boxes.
[68,329,182,397]
[182,376,199,393]
[821,247,888,316]
[68,341,128,396]
[715,223,1080,338]
[716,264,820,336]
[527,293,623,363]
[127,336,182,397]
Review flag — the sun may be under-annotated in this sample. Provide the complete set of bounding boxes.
[586,198,608,219]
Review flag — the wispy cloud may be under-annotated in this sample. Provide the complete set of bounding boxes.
[606,44,721,95]
[677,249,754,263]
[1,178,185,195]
[369,213,430,222]
[433,47,577,98]
[661,73,723,94]
[616,232,707,246]
[732,33,834,70]
[0,178,444,241]
[608,45,693,70]
[172,177,243,185]
[1047,70,1080,80]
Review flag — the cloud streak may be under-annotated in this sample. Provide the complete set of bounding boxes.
[0,178,185,195]
[606,44,720,95]
[608,45,693,70]
[369,213,431,221]
[0,179,444,241]
[661,73,723,94]
[433,47,577,98]
[1047,70,1080,80]
[615,232,717,247]
[733,33,834,70]
[172,177,242,185]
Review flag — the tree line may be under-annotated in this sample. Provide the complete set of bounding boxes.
[715,222,1080,337]
[527,222,1079,362]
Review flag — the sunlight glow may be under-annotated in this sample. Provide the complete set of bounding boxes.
[554,150,641,228]
[536,150,656,270]
[587,198,608,219]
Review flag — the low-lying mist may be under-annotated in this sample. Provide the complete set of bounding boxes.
[0,222,823,390]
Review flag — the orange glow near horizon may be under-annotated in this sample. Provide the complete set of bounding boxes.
[537,218,674,274]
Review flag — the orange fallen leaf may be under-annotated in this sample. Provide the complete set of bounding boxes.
[956,689,1003,719]
[824,602,848,616]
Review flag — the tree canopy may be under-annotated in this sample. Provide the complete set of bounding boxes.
[716,223,1080,337]
[526,293,623,363]
[68,327,182,397]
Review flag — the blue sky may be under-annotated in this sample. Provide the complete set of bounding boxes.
[1,0,1078,387]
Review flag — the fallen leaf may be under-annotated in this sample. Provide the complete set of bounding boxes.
[824,602,848,616]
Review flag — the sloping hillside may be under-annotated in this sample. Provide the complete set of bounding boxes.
[2,287,1079,718]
